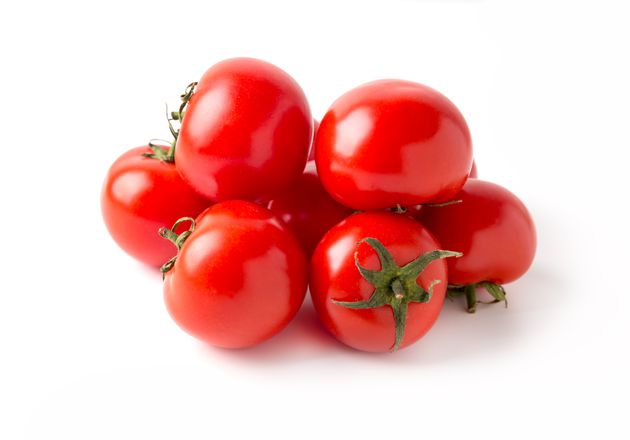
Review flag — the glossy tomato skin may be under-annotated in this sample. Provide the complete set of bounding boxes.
[315,80,472,210]
[176,58,312,202]
[414,179,536,285]
[268,161,353,256]
[101,146,212,267]
[310,212,448,352]
[163,201,308,348]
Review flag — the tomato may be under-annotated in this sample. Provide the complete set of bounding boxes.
[161,201,308,348]
[413,179,536,312]
[175,58,312,202]
[101,145,211,267]
[307,119,320,161]
[315,80,473,210]
[309,212,460,352]
[267,161,353,256]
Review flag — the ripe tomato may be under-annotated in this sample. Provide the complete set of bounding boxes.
[268,161,353,256]
[315,80,472,210]
[413,179,536,312]
[101,146,211,267]
[307,119,320,161]
[310,212,460,352]
[161,201,308,348]
[175,58,312,202]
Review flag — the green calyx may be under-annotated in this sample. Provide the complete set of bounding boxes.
[158,217,196,279]
[333,238,462,352]
[446,282,508,313]
[143,139,176,163]
[142,81,198,164]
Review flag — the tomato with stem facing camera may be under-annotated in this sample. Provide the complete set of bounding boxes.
[310,211,461,352]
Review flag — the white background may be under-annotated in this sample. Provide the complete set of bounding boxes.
[1,0,629,438]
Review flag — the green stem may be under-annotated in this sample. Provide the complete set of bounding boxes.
[158,226,180,244]
[158,217,196,278]
[142,82,197,164]
[391,279,405,299]
[143,139,176,163]
[332,237,461,352]
[464,284,477,313]
[447,282,509,313]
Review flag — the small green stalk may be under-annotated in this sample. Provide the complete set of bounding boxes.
[446,282,508,313]
[158,217,196,278]
[142,81,198,164]
[143,139,177,163]
[333,238,462,351]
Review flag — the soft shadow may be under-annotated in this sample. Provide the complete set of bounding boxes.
[198,265,566,366]
[394,265,567,365]
[198,296,357,365]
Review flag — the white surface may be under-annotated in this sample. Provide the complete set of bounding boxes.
[1,0,628,438]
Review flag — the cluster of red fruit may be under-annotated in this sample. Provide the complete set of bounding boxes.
[102,58,536,352]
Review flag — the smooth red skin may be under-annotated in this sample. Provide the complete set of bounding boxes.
[163,201,308,349]
[315,80,473,210]
[101,146,212,267]
[268,161,354,257]
[469,160,478,178]
[310,212,448,352]
[307,119,320,161]
[414,179,536,285]
[176,58,312,202]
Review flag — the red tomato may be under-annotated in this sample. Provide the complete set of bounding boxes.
[469,160,478,178]
[101,146,211,267]
[161,201,308,348]
[310,212,460,352]
[268,161,353,256]
[315,80,473,210]
[413,179,536,312]
[307,119,320,161]
[175,58,312,202]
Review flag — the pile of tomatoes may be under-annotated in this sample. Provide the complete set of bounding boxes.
[102,58,536,352]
